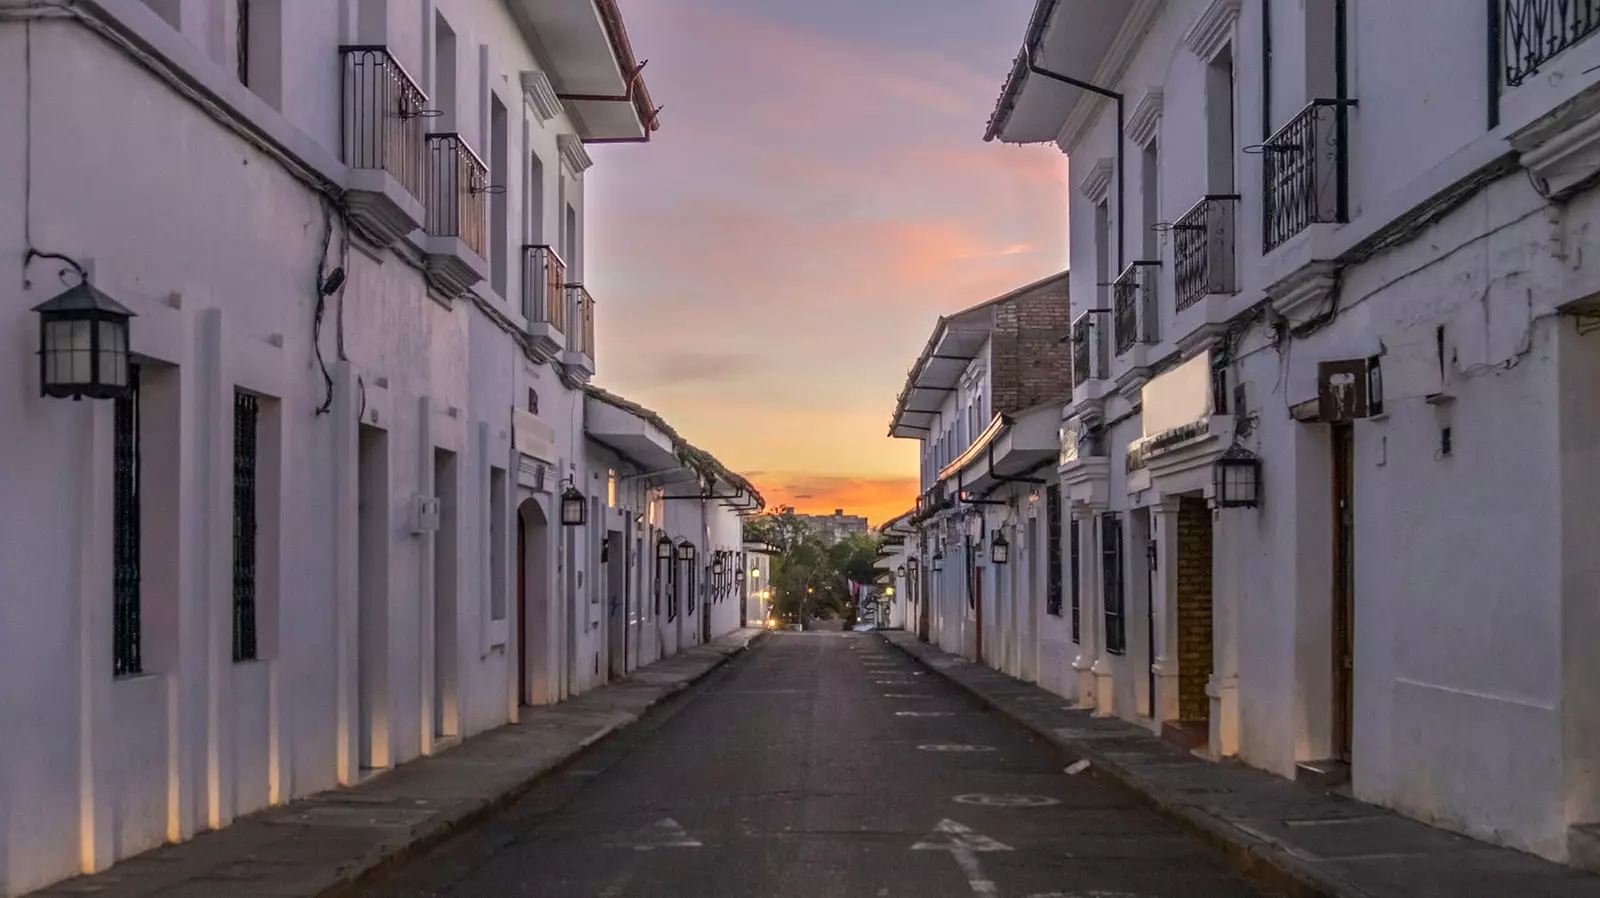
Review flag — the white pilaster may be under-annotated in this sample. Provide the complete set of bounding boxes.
[331,362,359,786]
[1150,500,1182,726]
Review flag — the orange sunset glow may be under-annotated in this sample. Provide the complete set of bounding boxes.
[584,0,1066,525]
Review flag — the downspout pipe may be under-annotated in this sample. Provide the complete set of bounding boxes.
[1023,43,1125,268]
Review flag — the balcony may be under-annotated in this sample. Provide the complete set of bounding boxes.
[1262,100,1353,253]
[1503,0,1600,87]
[1174,196,1240,310]
[339,46,429,246]
[422,133,490,298]
[1112,262,1161,357]
[563,284,597,379]
[1070,310,1112,412]
[521,245,567,360]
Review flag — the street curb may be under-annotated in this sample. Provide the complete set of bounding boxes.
[317,631,766,897]
[877,633,1359,898]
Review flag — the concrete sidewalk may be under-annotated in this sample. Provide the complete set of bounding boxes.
[30,629,765,898]
[882,630,1600,898]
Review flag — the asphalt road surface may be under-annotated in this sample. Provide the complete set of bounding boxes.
[351,632,1272,897]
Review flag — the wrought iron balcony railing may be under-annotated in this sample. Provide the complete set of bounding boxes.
[425,133,489,259]
[566,284,596,359]
[1112,262,1161,356]
[340,46,430,202]
[521,245,567,332]
[1173,195,1240,311]
[1503,0,1600,86]
[1071,312,1110,387]
[1261,100,1353,253]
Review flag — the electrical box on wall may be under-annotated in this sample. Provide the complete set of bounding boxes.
[411,495,441,534]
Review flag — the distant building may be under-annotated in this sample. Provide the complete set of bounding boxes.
[790,509,870,544]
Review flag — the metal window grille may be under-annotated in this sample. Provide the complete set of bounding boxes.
[1101,514,1125,655]
[686,562,697,614]
[113,365,142,676]
[340,46,428,201]
[425,133,489,258]
[965,536,977,609]
[233,391,260,662]
[1046,485,1064,617]
[1173,195,1240,310]
[1069,517,1082,642]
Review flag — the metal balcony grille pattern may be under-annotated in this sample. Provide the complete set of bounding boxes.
[1046,484,1064,617]
[1072,317,1091,388]
[522,245,567,331]
[1173,195,1240,310]
[340,46,428,201]
[425,133,489,259]
[1504,0,1600,85]
[113,366,142,676]
[1113,263,1160,355]
[1263,101,1349,252]
[1069,516,1082,643]
[566,285,596,359]
[233,391,260,663]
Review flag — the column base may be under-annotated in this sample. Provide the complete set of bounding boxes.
[1091,657,1116,717]
[1206,673,1239,759]
[1071,651,1096,709]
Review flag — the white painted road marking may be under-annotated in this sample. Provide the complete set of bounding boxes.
[884,693,929,698]
[953,794,1062,808]
[912,819,1012,896]
[895,711,954,717]
[918,744,995,752]
[632,817,702,850]
[1065,760,1091,775]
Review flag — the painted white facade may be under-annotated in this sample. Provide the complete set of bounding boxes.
[984,0,1600,866]
[0,2,757,894]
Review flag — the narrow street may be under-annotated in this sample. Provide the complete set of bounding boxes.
[351,633,1269,897]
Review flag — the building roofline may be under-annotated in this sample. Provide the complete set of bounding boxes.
[593,0,660,135]
[583,385,761,506]
[984,0,1060,142]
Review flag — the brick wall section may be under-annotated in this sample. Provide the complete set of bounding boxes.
[990,274,1072,415]
[1176,495,1214,722]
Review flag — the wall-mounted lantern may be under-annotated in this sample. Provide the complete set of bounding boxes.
[896,565,906,578]
[711,554,725,578]
[907,557,919,575]
[1215,444,1263,508]
[931,551,945,573]
[677,539,696,562]
[559,481,587,526]
[990,531,1010,565]
[33,279,136,401]
[736,566,746,582]
[656,534,674,560]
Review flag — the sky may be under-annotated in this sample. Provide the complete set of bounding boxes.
[585,0,1066,526]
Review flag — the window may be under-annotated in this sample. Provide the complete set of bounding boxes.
[237,0,283,109]
[433,13,457,129]
[490,94,510,297]
[965,535,977,610]
[1101,514,1125,654]
[1094,200,1111,305]
[114,365,143,676]
[564,204,579,275]
[686,559,697,614]
[490,467,507,621]
[1205,44,1237,193]
[607,468,617,507]
[1069,515,1081,642]
[233,390,260,662]
[1141,139,1160,258]
[1046,485,1063,617]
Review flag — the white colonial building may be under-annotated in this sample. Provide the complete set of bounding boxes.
[888,273,1073,684]
[979,0,1600,868]
[0,1,760,894]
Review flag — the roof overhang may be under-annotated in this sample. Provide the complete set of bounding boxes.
[942,403,1062,497]
[584,395,680,471]
[507,0,659,142]
[985,0,1143,145]
[888,308,995,439]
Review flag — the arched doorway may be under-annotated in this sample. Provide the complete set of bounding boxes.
[518,498,553,705]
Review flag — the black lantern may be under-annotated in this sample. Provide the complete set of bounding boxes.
[33,280,136,400]
[711,554,725,577]
[677,539,696,561]
[656,534,674,560]
[1215,444,1263,508]
[896,565,906,578]
[560,483,587,526]
[931,550,944,573]
[907,557,919,574]
[990,531,1010,565]
[736,566,746,582]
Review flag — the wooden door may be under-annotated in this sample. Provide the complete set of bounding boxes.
[517,515,527,704]
[1332,423,1355,762]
